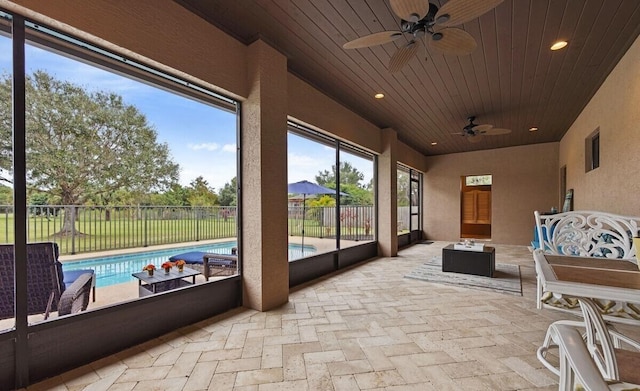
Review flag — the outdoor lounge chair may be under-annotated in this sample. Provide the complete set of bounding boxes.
[63,269,96,302]
[169,250,237,281]
[0,242,93,320]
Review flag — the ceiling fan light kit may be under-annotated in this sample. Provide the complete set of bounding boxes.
[343,0,504,72]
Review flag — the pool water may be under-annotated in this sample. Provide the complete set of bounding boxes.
[62,242,315,287]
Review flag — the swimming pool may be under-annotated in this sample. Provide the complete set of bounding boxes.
[62,242,315,287]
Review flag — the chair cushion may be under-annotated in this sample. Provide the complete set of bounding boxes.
[169,251,206,264]
[63,269,94,289]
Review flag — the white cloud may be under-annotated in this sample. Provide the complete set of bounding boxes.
[180,159,236,190]
[222,144,236,152]
[288,153,324,168]
[188,143,219,151]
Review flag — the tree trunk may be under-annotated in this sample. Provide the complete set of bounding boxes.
[53,206,86,237]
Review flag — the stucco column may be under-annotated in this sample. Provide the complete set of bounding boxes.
[241,40,289,311]
[378,127,398,256]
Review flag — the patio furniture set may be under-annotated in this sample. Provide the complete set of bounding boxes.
[532,210,640,390]
[1,242,238,320]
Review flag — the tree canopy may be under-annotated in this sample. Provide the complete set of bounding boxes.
[397,170,410,206]
[0,70,180,233]
[218,177,237,206]
[315,161,364,188]
[315,162,372,205]
[187,176,218,206]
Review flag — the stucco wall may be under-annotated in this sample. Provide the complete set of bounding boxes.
[424,142,559,245]
[3,0,249,100]
[287,74,382,153]
[559,35,640,215]
[397,141,428,172]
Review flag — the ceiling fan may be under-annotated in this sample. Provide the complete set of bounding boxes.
[453,116,512,143]
[342,0,503,72]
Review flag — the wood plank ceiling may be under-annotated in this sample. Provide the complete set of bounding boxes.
[177,0,640,156]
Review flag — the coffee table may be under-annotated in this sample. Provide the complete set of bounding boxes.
[442,244,495,277]
[132,267,200,297]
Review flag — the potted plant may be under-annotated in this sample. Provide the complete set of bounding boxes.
[175,259,186,272]
[142,264,156,276]
[161,261,174,274]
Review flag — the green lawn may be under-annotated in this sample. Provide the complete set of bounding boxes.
[0,213,237,255]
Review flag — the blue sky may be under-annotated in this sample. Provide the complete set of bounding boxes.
[0,35,373,191]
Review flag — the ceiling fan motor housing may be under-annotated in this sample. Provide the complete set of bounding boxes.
[400,3,439,35]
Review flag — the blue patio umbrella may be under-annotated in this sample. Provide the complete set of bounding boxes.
[287,180,344,254]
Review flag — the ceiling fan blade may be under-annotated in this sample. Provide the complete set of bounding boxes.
[467,134,483,143]
[428,28,477,55]
[482,127,511,136]
[435,0,503,27]
[390,0,431,23]
[343,31,403,49]
[388,41,418,73]
[471,123,493,132]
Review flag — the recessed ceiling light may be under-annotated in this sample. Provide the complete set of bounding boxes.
[374,93,385,99]
[529,127,539,132]
[431,142,438,146]
[550,41,568,51]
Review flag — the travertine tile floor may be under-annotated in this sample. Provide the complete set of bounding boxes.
[24,241,640,390]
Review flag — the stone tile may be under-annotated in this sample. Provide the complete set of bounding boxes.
[500,356,557,387]
[116,366,172,383]
[439,360,492,379]
[353,369,406,389]
[389,355,429,384]
[182,361,218,390]
[234,368,283,387]
[379,342,423,357]
[198,348,243,362]
[208,372,235,391]
[240,336,264,358]
[331,374,360,391]
[262,344,283,369]
[283,354,307,381]
[214,357,261,373]
[360,346,395,372]
[303,350,346,364]
[337,338,367,360]
[305,363,334,391]
[166,352,201,380]
[326,359,373,376]
[132,377,188,391]
[258,379,309,391]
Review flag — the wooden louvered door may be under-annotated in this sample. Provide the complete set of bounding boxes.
[460,177,492,239]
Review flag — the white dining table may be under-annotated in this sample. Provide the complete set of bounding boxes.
[533,249,640,306]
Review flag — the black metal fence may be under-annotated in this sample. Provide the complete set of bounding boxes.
[0,205,237,255]
[287,205,375,241]
[0,204,381,255]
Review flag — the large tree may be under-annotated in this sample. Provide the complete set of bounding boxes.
[218,177,237,206]
[187,176,218,206]
[315,162,373,205]
[0,70,180,235]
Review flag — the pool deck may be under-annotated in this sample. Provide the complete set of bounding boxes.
[58,237,239,262]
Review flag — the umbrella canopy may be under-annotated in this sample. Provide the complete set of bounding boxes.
[287,180,344,256]
[287,180,337,196]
